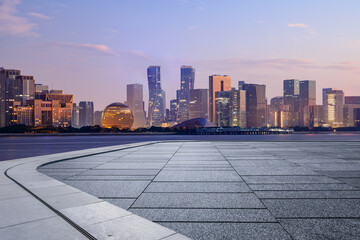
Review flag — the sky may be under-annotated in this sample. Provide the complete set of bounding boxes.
[0,0,359,111]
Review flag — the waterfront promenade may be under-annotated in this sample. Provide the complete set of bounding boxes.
[1,140,360,239]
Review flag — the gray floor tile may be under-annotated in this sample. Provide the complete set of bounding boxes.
[263,199,360,218]
[63,180,150,197]
[154,170,242,182]
[132,193,264,208]
[279,219,360,240]
[43,192,102,210]
[255,190,360,199]
[130,208,276,222]
[249,183,357,191]
[145,182,252,193]
[242,175,340,184]
[95,162,166,169]
[159,222,291,240]
[103,198,136,210]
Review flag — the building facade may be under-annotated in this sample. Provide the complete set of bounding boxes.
[189,89,208,120]
[243,83,266,128]
[323,89,344,127]
[126,83,147,128]
[209,75,231,123]
[147,66,165,127]
[79,101,94,127]
[177,66,195,122]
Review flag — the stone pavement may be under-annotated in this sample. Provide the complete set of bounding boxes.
[39,141,360,240]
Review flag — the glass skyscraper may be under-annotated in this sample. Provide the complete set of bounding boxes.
[177,66,195,122]
[147,66,165,126]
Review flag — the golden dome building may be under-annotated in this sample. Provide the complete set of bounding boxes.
[101,103,134,129]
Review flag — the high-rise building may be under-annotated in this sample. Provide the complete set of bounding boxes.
[238,81,245,90]
[209,75,231,123]
[299,80,316,127]
[243,83,266,128]
[343,96,360,127]
[323,89,344,127]
[35,84,49,99]
[309,105,324,127]
[169,99,178,122]
[354,108,360,128]
[94,111,103,126]
[177,66,195,122]
[147,66,165,127]
[268,96,288,127]
[14,75,35,105]
[0,68,21,127]
[126,83,147,128]
[283,79,300,126]
[214,89,246,127]
[79,101,94,127]
[189,89,208,120]
[72,103,80,127]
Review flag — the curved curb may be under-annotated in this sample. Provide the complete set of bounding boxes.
[1,141,190,240]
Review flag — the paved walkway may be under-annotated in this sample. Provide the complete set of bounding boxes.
[40,141,360,239]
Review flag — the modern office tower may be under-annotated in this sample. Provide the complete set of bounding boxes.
[177,66,195,122]
[354,108,360,127]
[268,96,291,128]
[35,84,49,98]
[189,89,208,120]
[343,96,360,127]
[309,105,324,127]
[299,80,316,127]
[243,83,266,128]
[147,66,165,127]
[229,89,246,127]
[72,103,80,127]
[79,101,94,127]
[238,81,245,90]
[214,89,246,127]
[0,67,21,127]
[323,89,344,127]
[14,75,35,105]
[209,75,231,123]
[126,83,147,128]
[215,91,231,127]
[169,99,178,122]
[94,111,103,126]
[283,79,300,126]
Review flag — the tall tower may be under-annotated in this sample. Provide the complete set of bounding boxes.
[177,66,195,122]
[243,84,266,128]
[189,89,208,120]
[79,101,94,126]
[209,75,231,123]
[323,89,344,127]
[0,67,21,127]
[147,66,165,126]
[299,80,316,127]
[126,83,147,128]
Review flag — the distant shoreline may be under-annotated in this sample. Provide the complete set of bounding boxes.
[0,131,359,137]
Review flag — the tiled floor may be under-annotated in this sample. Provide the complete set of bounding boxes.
[39,141,360,240]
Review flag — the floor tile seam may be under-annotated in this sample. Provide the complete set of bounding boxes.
[129,207,269,210]
[127,142,185,210]
[253,190,360,192]
[0,216,57,230]
[275,217,360,219]
[215,144,295,240]
[142,192,253,194]
[257,197,360,200]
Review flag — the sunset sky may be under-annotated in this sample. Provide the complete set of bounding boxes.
[1,0,359,111]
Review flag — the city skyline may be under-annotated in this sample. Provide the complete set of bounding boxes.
[0,0,360,111]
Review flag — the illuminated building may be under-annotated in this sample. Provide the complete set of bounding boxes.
[354,108,360,128]
[79,101,94,127]
[177,66,195,122]
[343,96,360,127]
[72,103,80,128]
[243,83,266,128]
[283,79,300,127]
[299,80,316,127]
[209,75,231,123]
[215,89,246,127]
[169,99,178,122]
[35,84,48,99]
[323,89,344,127]
[101,102,134,129]
[309,105,324,127]
[189,89,208,120]
[0,68,21,127]
[126,84,147,128]
[147,66,165,126]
